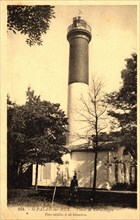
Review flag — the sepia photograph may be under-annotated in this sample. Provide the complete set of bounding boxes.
[0,1,139,219]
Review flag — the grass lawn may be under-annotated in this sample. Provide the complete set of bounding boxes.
[7,188,137,209]
[6,188,139,220]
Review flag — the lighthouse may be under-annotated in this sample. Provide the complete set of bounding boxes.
[32,16,132,189]
[67,16,92,146]
[32,16,93,188]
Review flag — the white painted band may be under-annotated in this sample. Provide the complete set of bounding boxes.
[67,83,89,146]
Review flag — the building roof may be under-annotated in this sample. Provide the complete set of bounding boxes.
[67,141,121,152]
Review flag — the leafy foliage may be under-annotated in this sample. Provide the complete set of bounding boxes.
[7,5,55,46]
[111,182,136,191]
[7,88,68,188]
[106,53,137,159]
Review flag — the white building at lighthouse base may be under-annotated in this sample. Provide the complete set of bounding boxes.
[32,143,135,189]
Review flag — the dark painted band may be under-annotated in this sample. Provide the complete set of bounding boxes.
[68,36,90,85]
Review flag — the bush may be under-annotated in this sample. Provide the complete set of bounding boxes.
[112,182,137,191]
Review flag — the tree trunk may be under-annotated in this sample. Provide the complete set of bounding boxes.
[135,166,137,188]
[17,162,23,188]
[92,110,98,191]
[115,163,118,183]
[123,163,126,183]
[35,162,39,190]
[93,150,98,191]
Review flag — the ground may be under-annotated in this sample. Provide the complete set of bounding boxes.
[8,188,137,208]
[6,188,138,220]
[7,202,138,220]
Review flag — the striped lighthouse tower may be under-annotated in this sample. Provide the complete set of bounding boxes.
[67,16,92,146]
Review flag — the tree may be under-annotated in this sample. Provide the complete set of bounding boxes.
[7,5,55,46]
[7,88,68,189]
[80,77,108,191]
[106,53,137,159]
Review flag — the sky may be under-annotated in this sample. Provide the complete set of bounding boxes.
[7,4,137,113]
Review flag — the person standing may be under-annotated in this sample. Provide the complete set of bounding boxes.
[69,175,78,202]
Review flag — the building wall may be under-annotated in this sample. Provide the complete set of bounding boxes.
[71,151,94,187]
[32,163,58,186]
[32,154,71,187]
[32,151,111,188]
[96,151,109,189]
[32,148,135,188]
